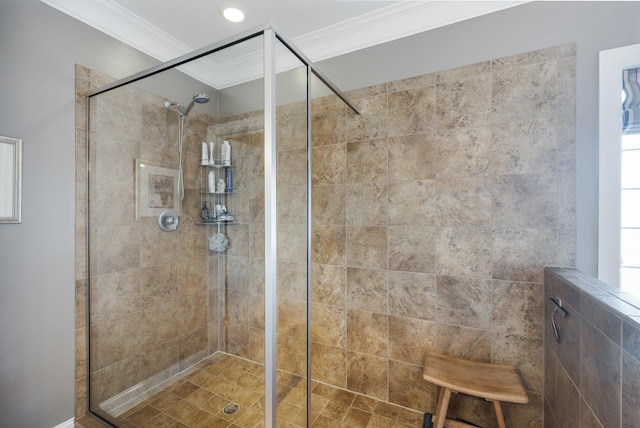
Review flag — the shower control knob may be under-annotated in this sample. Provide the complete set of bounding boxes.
[157,210,179,232]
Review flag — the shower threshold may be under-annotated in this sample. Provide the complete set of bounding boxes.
[90,352,424,427]
[93,352,306,427]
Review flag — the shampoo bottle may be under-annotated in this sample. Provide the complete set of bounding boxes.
[201,202,210,221]
[225,169,233,193]
[209,141,215,166]
[208,171,215,193]
[201,142,208,165]
[221,140,231,166]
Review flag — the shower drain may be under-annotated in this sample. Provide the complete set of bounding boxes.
[223,403,240,415]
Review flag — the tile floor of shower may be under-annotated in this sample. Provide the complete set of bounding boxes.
[95,352,425,428]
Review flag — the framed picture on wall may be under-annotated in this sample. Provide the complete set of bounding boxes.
[135,159,180,219]
[0,136,22,224]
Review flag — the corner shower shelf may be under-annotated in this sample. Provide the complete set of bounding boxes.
[199,158,237,226]
[201,190,233,195]
[197,220,237,226]
[201,162,233,169]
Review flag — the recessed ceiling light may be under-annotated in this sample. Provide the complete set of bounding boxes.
[222,6,245,23]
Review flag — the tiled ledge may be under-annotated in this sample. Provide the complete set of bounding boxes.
[545,267,640,326]
[544,266,640,427]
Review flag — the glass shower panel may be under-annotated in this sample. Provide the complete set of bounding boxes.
[87,77,217,424]
[274,37,310,425]
[308,72,352,420]
[87,33,270,427]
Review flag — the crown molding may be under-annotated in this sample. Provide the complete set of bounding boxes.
[294,1,530,62]
[41,0,528,89]
[43,0,189,62]
[41,0,225,87]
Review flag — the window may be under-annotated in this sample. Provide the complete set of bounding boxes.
[621,133,640,295]
[599,44,640,297]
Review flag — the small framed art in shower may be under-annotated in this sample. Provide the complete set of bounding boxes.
[134,159,180,219]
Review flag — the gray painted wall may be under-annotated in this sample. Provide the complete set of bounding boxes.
[0,0,639,426]
[0,1,162,427]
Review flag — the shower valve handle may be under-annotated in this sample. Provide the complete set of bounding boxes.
[158,210,179,232]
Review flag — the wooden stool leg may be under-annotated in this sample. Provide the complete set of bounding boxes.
[433,387,452,428]
[492,400,506,428]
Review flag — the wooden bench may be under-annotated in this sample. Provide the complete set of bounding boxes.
[422,351,528,428]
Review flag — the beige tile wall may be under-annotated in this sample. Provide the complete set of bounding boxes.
[301,43,574,425]
[310,44,575,425]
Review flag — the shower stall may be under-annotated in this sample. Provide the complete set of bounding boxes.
[85,25,358,427]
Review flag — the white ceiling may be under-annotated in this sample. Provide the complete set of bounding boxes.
[41,0,529,89]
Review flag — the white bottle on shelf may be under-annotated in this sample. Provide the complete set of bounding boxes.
[221,140,231,166]
[208,171,215,193]
[216,178,225,193]
[208,141,215,166]
[201,142,208,165]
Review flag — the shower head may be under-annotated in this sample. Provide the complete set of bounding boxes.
[193,94,210,104]
[164,93,210,116]
[183,93,210,116]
